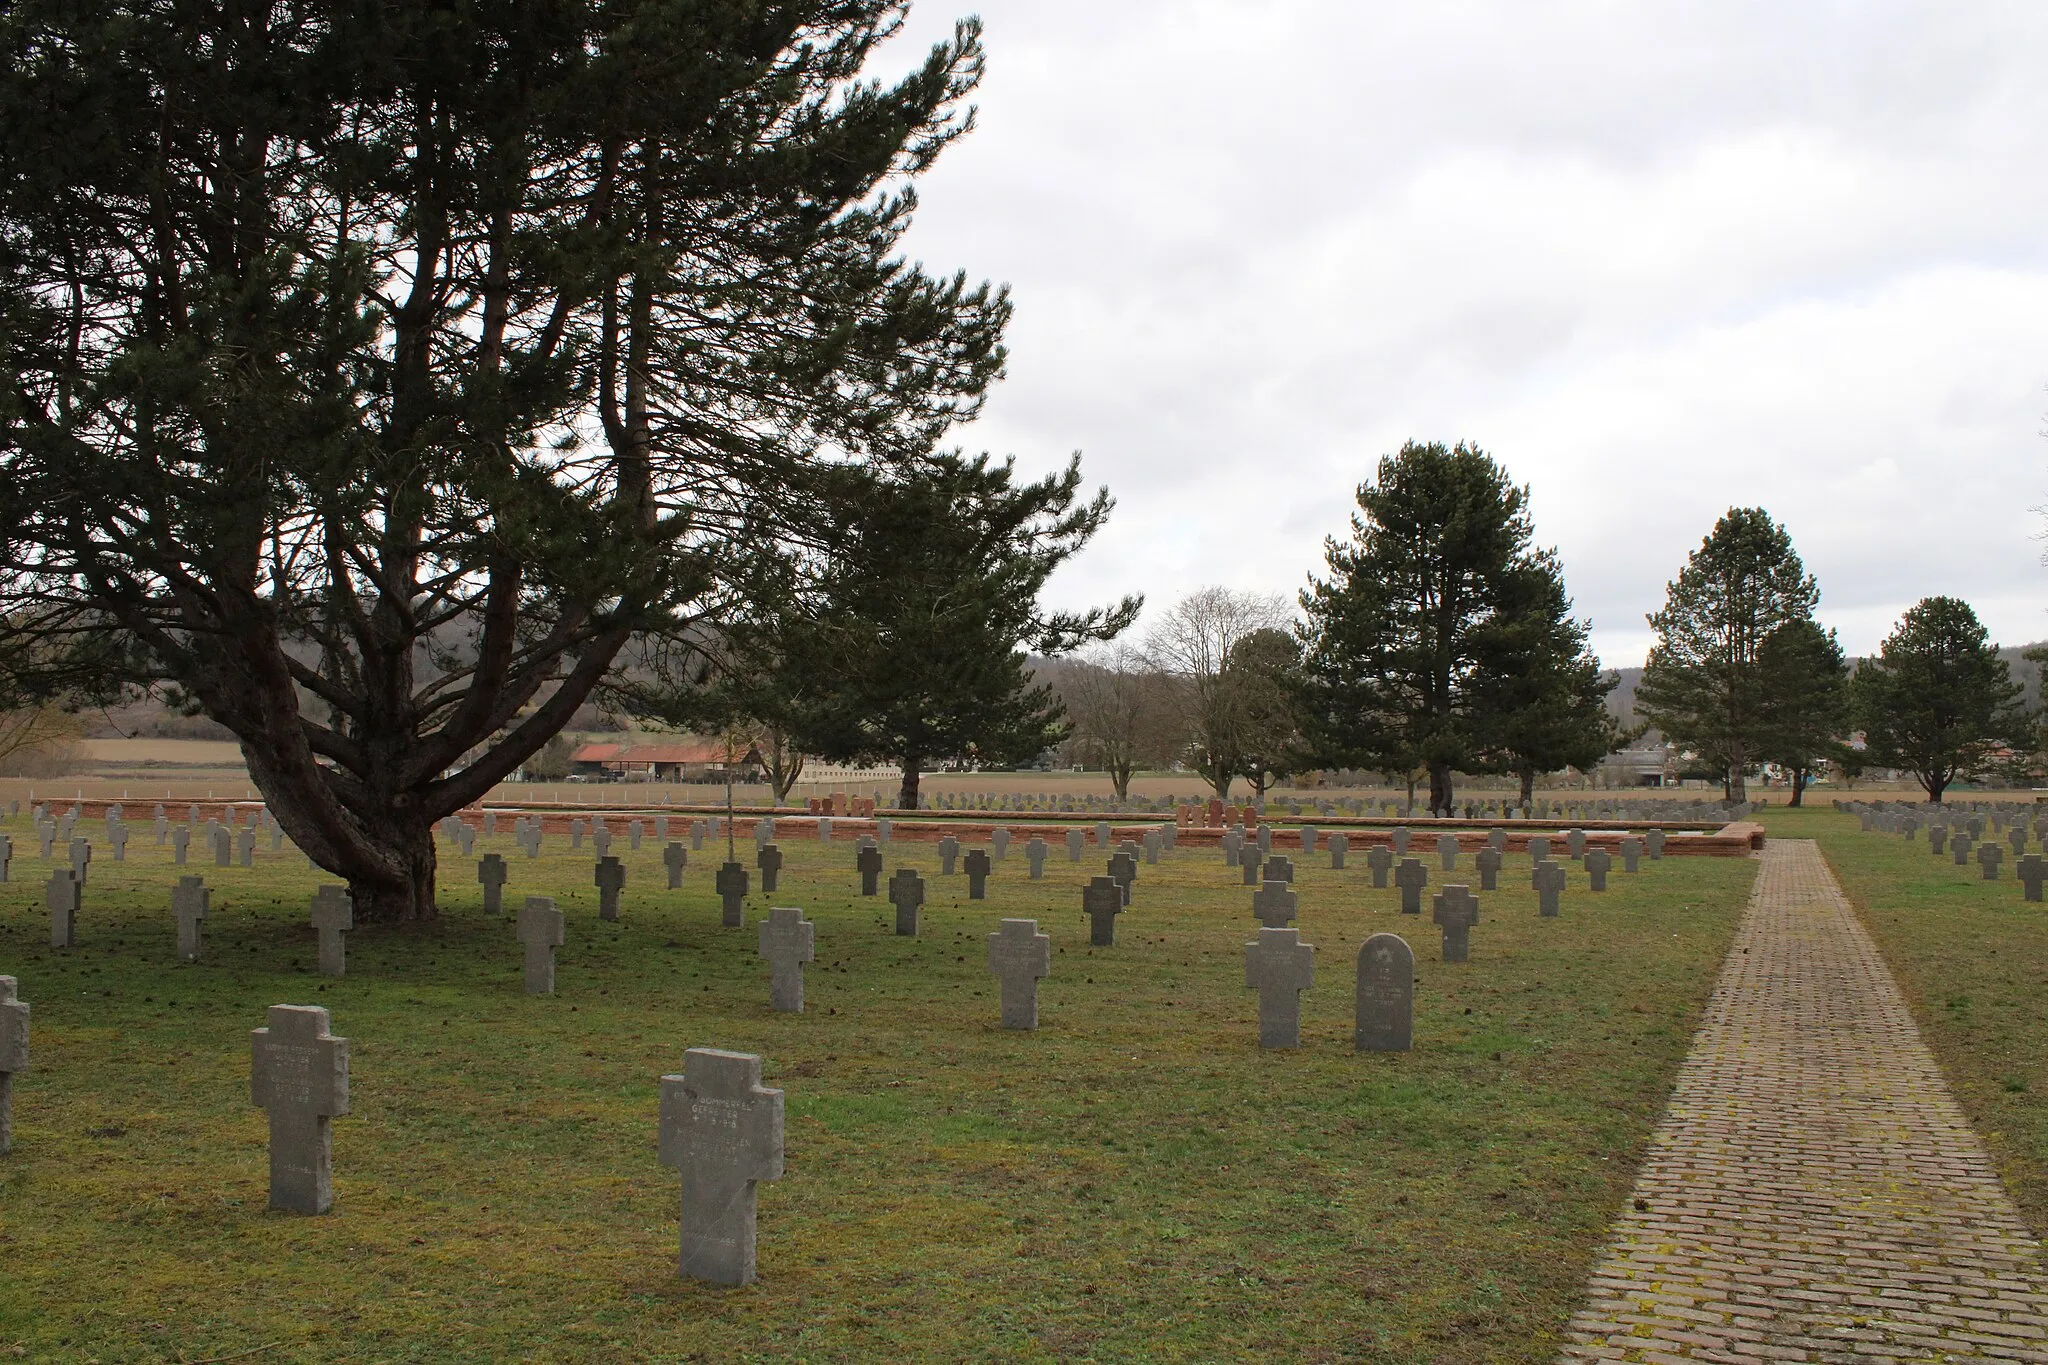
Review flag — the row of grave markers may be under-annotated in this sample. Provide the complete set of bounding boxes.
[1848,802,2048,901]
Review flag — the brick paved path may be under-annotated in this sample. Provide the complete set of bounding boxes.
[1560,839,2048,1362]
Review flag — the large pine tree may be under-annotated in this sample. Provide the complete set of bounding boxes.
[1853,597,2024,803]
[1636,508,1819,803]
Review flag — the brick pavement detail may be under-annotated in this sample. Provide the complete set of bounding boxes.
[1559,838,2048,1362]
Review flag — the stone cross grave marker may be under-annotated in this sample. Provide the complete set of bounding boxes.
[1533,859,1566,917]
[1566,829,1586,860]
[1979,842,2004,880]
[757,844,783,894]
[992,828,1012,861]
[758,907,815,1013]
[1246,927,1314,1049]
[250,1004,350,1214]
[2019,853,2046,902]
[937,836,959,876]
[47,868,78,949]
[629,819,643,851]
[0,977,25,1154]
[592,825,612,860]
[68,837,90,886]
[1095,821,1111,847]
[1083,876,1123,946]
[987,919,1052,1029]
[1108,851,1138,905]
[172,875,209,961]
[0,834,9,884]
[664,842,687,888]
[1161,821,1177,852]
[34,821,53,860]
[691,820,708,851]
[1329,832,1348,869]
[857,843,884,896]
[964,848,992,900]
[1390,827,1411,856]
[109,823,127,862]
[507,895,561,994]
[478,854,508,916]
[1241,846,1261,886]
[2012,825,2028,854]
[1394,857,1428,914]
[1619,837,1642,873]
[1954,835,1974,867]
[1487,828,1507,852]
[455,825,474,857]
[1355,933,1414,1053]
[1026,837,1048,880]
[1366,844,1393,887]
[311,886,353,975]
[817,817,833,844]
[752,818,772,850]
[1474,846,1502,891]
[1251,878,1297,928]
[172,825,190,865]
[1584,848,1612,891]
[1527,835,1550,864]
[1142,830,1161,866]
[1066,828,1085,862]
[716,862,749,928]
[155,814,169,845]
[1646,828,1665,859]
[595,856,626,921]
[484,811,498,836]
[876,818,892,845]
[888,868,925,936]
[570,818,585,850]
[1433,885,1480,962]
[1256,825,1273,856]
[1263,855,1294,884]
[1436,833,1459,870]
[1222,829,1242,868]
[658,1048,784,1287]
[521,823,543,859]
[1967,816,1984,840]
[272,823,288,852]
[1300,826,1318,854]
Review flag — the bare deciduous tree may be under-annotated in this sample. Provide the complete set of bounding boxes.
[1057,643,1179,800]
[1145,588,1294,799]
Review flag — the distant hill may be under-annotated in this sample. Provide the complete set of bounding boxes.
[1605,641,2048,728]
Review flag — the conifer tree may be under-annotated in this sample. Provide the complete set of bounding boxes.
[1754,619,1850,805]
[1853,597,2024,803]
[1636,509,1819,803]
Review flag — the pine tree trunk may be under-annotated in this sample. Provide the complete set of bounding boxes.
[1518,766,1536,806]
[897,758,923,812]
[1428,761,1453,817]
[1788,766,1807,807]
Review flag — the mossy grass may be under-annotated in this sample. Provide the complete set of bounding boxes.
[1768,804,2048,1236]
[0,818,1754,1362]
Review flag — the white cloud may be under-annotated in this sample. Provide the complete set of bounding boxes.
[880,0,2048,663]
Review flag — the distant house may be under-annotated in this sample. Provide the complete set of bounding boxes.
[1597,741,1676,788]
[570,738,765,782]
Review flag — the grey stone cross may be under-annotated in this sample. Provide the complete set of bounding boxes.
[172,825,191,865]
[1646,828,1665,859]
[938,836,960,875]
[1433,885,1480,962]
[1026,837,1048,880]
[1436,833,1459,870]
[519,896,564,995]
[1222,829,1242,868]
[988,919,1052,1029]
[664,841,687,888]
[595,856,626,921]
[311,886,353,975]
[716,862,749,928]
[756,844,783,894]
[1619,837,1642,873]
[569,818,585,850]
[1095,821,1111,847]
[47,868,78,948]
[1300,826,1318,854]
[1487,828,1508,852]
[817,816,832,843]
[2019,853,2046,902]
[1328,832,1348,869]
[1584,848,1612,891]
[478,854,508,916]
[1533,859,1566,917]
[692,820,708,851]
[1066,828,1085,862]
[1527,835,1550,864]
[629,820,644,851]
[592,825,613,859]
[172,875,209,961]
[1142,831,1161,865]
[758,907,815,1013]
[68,837,90,886]
[1978,842,2004,880]
[1251,878,1297,928]
[1390,827,1411,856]
[1108,851,1138,904]
[888,868,925,936]
[1394,857,1428,914]
[250,1004,350,1214]
[109,823,128,862]
[1354,933,1414,1052]
[0,977,26,1154]
[1240,846,1262,886]
[1082,876,1123,946]
[1566,829,1587,861]
[751,818,771,849]
[0,834,11,884]
[1954,835,1974,867]
[857,844,884,896]
[658,1048,784,1286]
[155,814,169,845]
[1366,844,1394,888]
[1262,855,1294,884]
[1245,927,1314,1048]
[964,848,992,899]
[1474,846,1502,891]
[992,827,1012,860]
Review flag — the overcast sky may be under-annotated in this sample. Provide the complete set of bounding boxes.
[879,2,2048,667]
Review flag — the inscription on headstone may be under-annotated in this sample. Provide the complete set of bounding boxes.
[988,918,1052,1030]
[1355,934,1414,1052]
[658,1049,784,1286]
[758,908,815,1013]
[250,1004,350,1214]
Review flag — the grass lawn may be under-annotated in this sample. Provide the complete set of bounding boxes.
[1767,803,2048,1238]
[0,816,1756,1363]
